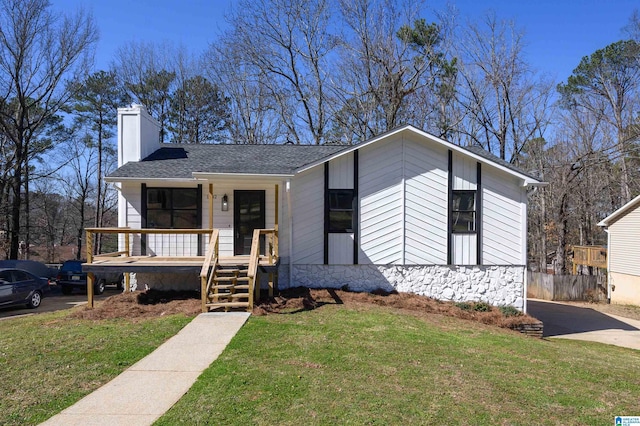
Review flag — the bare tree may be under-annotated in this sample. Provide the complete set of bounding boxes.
[205,43,283,144]
[335,0,455,140]
[455,13,553,162]
[0,0,97,259]
[112,41,178,142]
[558,39,640,203]
[223,0,336,144]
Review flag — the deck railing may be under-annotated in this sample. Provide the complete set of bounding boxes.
[199,229,220,312]
[572,245,607,274]
[248,227,279,308]
[85,227,216,263]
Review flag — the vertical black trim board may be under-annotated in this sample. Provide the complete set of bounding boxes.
[353,151,359,265]
[476,163,482,265]
[141,183,147,255]
[447,150,453,265]
[324,163,329,265]
[197,184,203,256]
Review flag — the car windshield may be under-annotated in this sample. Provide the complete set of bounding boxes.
[61,261,82,272]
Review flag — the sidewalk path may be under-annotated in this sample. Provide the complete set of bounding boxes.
[41,312,250,426]
[528,299,640,350]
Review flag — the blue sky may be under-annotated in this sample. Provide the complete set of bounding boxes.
[51,0,638,83]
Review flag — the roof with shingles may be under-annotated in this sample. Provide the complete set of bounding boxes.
[107,127,542,182]
[108,144,347,179]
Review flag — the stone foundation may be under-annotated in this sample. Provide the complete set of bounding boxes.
[126,264,526,311]
[290,264,526,310]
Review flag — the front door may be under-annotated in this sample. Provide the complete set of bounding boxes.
[234,190,265,255]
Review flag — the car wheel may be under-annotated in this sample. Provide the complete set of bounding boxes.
[61,285,72,295]
[95,279,105,295]
[27,291,42,309]
[117,275,124,291]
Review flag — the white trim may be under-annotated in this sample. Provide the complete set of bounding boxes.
[401,135,406,264]
[598,194,640,227]
[192,172,294,179]
[105,177,198,183]
[295,125,545,186]
[287,179,293,283]
[606,228,612,301]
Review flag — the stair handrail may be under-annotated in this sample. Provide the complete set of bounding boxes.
[247,229,262,309]
[200,229,219,312]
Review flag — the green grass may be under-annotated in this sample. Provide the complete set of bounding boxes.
[0,310,192,425]
[157,305,640,425]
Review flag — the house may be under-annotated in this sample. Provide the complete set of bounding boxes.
[598,195,640,305]
[105,104,544,311]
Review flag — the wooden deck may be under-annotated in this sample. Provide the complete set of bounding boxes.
[83,255,276,273]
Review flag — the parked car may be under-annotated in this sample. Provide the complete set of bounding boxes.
[0,268,49,309]
[56,260,123,295]
[0,260,58,284]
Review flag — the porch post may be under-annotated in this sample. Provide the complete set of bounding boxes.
[208,183,214,229]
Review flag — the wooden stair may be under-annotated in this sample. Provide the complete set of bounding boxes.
[204,264,252,311]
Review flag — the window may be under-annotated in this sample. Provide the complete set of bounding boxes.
[451,190,476,233]
[328,189,354,232]
[145,187,199,229]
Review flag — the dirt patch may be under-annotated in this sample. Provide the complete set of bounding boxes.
[71,287,539,330]
[70,290,201,321]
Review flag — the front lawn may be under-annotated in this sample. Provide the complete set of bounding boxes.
[0,310,192,425]
[157,303,640,425]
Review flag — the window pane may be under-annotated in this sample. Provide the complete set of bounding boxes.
[173,211,198,229]
[173,189,198,209]
[329,211,353,232]
[147,210,171,228]
[147,189,171,209]
[452,212,476,232]
[329,190,354,210]
[453,191,475,211]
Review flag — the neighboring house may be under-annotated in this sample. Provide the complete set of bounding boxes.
[107,105,544,311]
[598,195,640,305]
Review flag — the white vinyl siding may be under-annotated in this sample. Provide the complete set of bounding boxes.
[608,206,640,276]
[403,135,448,264]
[452,153,477,191]
[292,168,324,264]
[329,152,354,189]
[452,234,477,265]
[482,170,524,264]
[359,136,403,264]
[328,234,354,264]
[119,182,142,255]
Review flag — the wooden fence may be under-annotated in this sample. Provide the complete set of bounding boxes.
[527,271,605,301]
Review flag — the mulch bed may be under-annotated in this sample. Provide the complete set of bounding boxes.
[70,287,541,333]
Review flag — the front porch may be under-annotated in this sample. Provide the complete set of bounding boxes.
[82,227,279,312]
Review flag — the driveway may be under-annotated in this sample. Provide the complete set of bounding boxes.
[0,285,118,320]
[528,299,640,350]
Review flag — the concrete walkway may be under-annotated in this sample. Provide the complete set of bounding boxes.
[41,312,250,426]
[528,299,640,350]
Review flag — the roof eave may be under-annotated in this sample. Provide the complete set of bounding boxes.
[597,194,640,228]
[192,172,294,180]
[105,176,197,183]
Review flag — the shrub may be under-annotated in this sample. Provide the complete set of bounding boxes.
[455,302,472,311]
[498,306,522,317]
[473,302,492,312]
